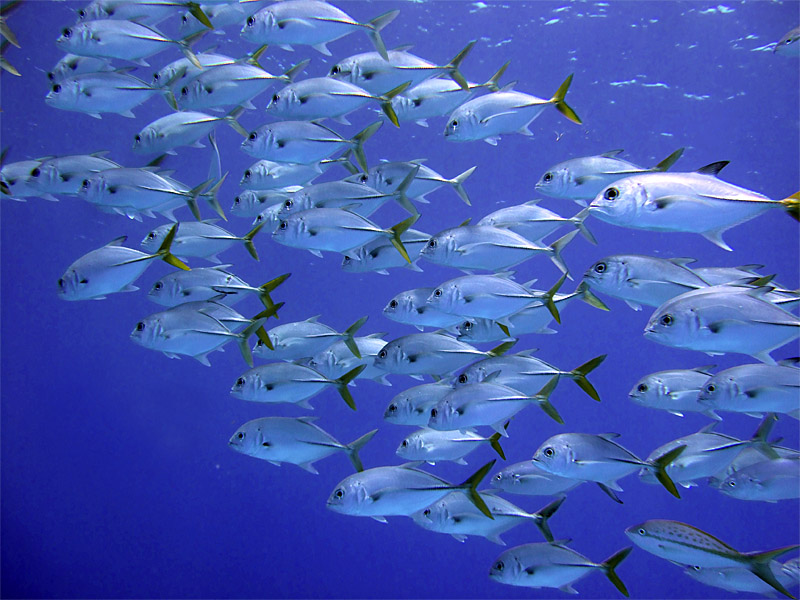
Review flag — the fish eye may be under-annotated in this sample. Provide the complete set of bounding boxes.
[78,9,86,18]
[387,403,397,413]
[638,528,646,535]
[57,278,64,288]
[543,172,553,182]
[62,27,72,38]
[330,65,340,75]
[706,384,715,393]
[691,566,701,571]
[660,314,674,326]
[246,15,255,26]
[272,94,279,103]
[262,441,270,447]
[593,262,606,273]
[462,321,472,331]
[451,119,458,127]
[427,239,436,248]
[727,480,736,487]
[334,488,344,498]
[51,84,62,94]
[30,168,40,177]
[153,72,160,81]
[543,447,554,457]
[389,300,398,309]
[637,383,648,393]
[154,282,163,291]
[401,440,408,447]
[233,197,240,205]
[433,288,442,297]
[236,377,245,386]
[430,408,438,418]
[181,15,188,23]
[458,374,468,384]
[279,221,287,230]
[243,170,251,179]
[146,232,156,240]
[181,87,188,96]
[47,72,55,81]
[494,561,504,572]
[81,179,90,189]
[359,174,368,183]
[136,322,145,331]
[248,132,257,141]
[378,349,387,358]
[284,200,293,209]
[134,134,141,143]
[236,432,244,440]
[604,187,619,201]
[423,508,430,517]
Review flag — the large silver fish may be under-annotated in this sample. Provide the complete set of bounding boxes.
[625,519,798,598]
[28,152,120,196]
[491,460,583,497]
[396,428,504,465]
[628,365,718,419]
[141,220,264,262]
[718,457,800,502]
[228,416,376,473]
[133,107,247,155]
[444,75,581,145]
[253,315,367,362]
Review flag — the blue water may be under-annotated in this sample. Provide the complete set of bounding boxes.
[1,1,799,598]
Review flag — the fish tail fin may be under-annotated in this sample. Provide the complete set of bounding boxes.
[201,172,228,220]
[650,444,687,498]
[176,30,207,69]
[750,413,780,459]
[256,272,291,315]
[576,281,610,311]
[251,302,285,350]
[534,376,563,424]
[334,365,367,410]
[185,178,212,221]
[488,428,506,459]
[570,207,597,244]
[487,340,516,358]
[244,44,269,68]
[652,147,685,171]
[162,86,179,111]
[224,105,249,138]
[567,354,607,402]
[184,2,214,29]
[532,496,565,543]
[242,220,266,261]
[390,164,421,215]
[542,274,567,324]
[236,316,270,368]
[780,191,800,221]
[342,315,369,359]
[483,61,510,92]
[281,58,310,83]
[335,150,360,175]
[445,39,477,90]
[549,74,582,125]
[155,223,190,271]
[378,81,411,127]
[548,229,579,280]
[748,546,800,599]
[364,9,399,61]
[344,429,378,472]
[600,547,633,597]
[207,132,222,184]
[449,166,476,206]
[388,214,420,263]
[351,121,383,172]
[456,460,496,519]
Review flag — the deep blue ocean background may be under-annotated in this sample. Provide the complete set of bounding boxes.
[1,1,799,598]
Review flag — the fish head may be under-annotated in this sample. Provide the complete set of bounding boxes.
[305,351,337,380]
[326,476,369,516]
[57,266,91,300]
[532,436,573,476]
[644,304,698,348]
[272,214,308,248]
[231,191,257,217]
[241,126,274,159]
[775,28,800,56]
[373,340,407,373]
[229,370,262,401]
[76,1,110,22]
[455,318,495,343]
[176,79,205,111]
[427,398,458,431]
[624,520,682,557]
[341,247,371,273]
[267,87,300,117]
[588,178,643,225]
[278,192,311,218]
[491,466,520,491]
[132,125,158,154]
[627,374,666,407]
[412,497,450,531]
[328,59,358,84]
[240,160,280,188]
[697,376,736,407]
[444,107,478,142]
[56,23,91,54]
[426,282,461,314]
[396,432,424,459]
[489,551,524,585]
[44,79,81,110]
[535,165,571,198]
[391,95,415,121]
[26,162,60,194]
[582,255,630,295]
[255,205,282,233]
[147,275,179,306]
[140,225,170,254]
[718,471,758,500]
[241,9,274,42]
[252,335,277,358]
[152,62,186,89]
[453,365,485,388]
[382,291,418,322]
[419,232,456,264]
[228,422,263,456]
[129,315,163,350]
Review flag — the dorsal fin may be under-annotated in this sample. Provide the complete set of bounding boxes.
[600,149,624,158]
[695,161,730,176]
[105,236,128,247]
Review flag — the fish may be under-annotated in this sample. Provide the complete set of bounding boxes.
[477,202,595,245]
[532,432,686,498]
[151,50,238,91]
[396,428,505,465]
[382,287,465,331]
[241,2,398,61]
[535,148,685,205]
[587,161,800,251]
[141,220,264,263]
[230,188,300,219]
[412,493,563,545]
[28,152,121,196]
[55,19,204,68]
[644,285,800,365]
[1,157,56,201]
[718,457,800,502]
[428,376,561,430]
[383,381,455,426]
[582,254,712,311]
[341,228,430,275]
[691,263,766,286]
[639,418,778,489]
[148,266,288,310]
[373,333,515,379]
[680,560,800,596]
[178,1,266,37]
[697,361,800,419]
[709,444,800,491]
[628,365,719,419]
[132,107,248,156]
[241,120,382,173]
[625,519,799,598]
[45,70,177,118]
[267,78,410,127]
[303,333,391,387]
[444,75,581,145]
[228,416,376,473]
[46,54,114,84]
[347,159,475,206]
[230,362,365,410]
[272,208,418,262]
[775,26,800,56]
[491,460,584,497]
[75,0,211,28]
[390,62,509,127]
[329,41,476,96]
[325,460,496,520]
[488,541,632,596]
[253,315,368,362]
[58,225,188,301]
[239,156,356,191]
[419,222,577,276]
[454,349,606,402]
[130,302,271,367]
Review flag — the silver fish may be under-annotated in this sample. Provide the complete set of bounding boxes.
[444,76,581,145]
[151,50,237,90]
[718,457,800,502]
[47,54,114,83]
[477,201,595,245]
[491,461,583,497]
[681,561,799,596]
[228,416,376,474]
[132,107,247,155]
[628,365,719,419]
[239,157,355,191]
[28,152,120,196]
[383,287,464,331]
[141,220,264,263]
[697,362,800,419]
[304,334,390,387]
[396,428,504,465]
[383,381,454,427]
[1,158,56,201]
[253,315,367,362]
[231,188,300,219]
[341,228,429,275]
[775,26,800,56]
